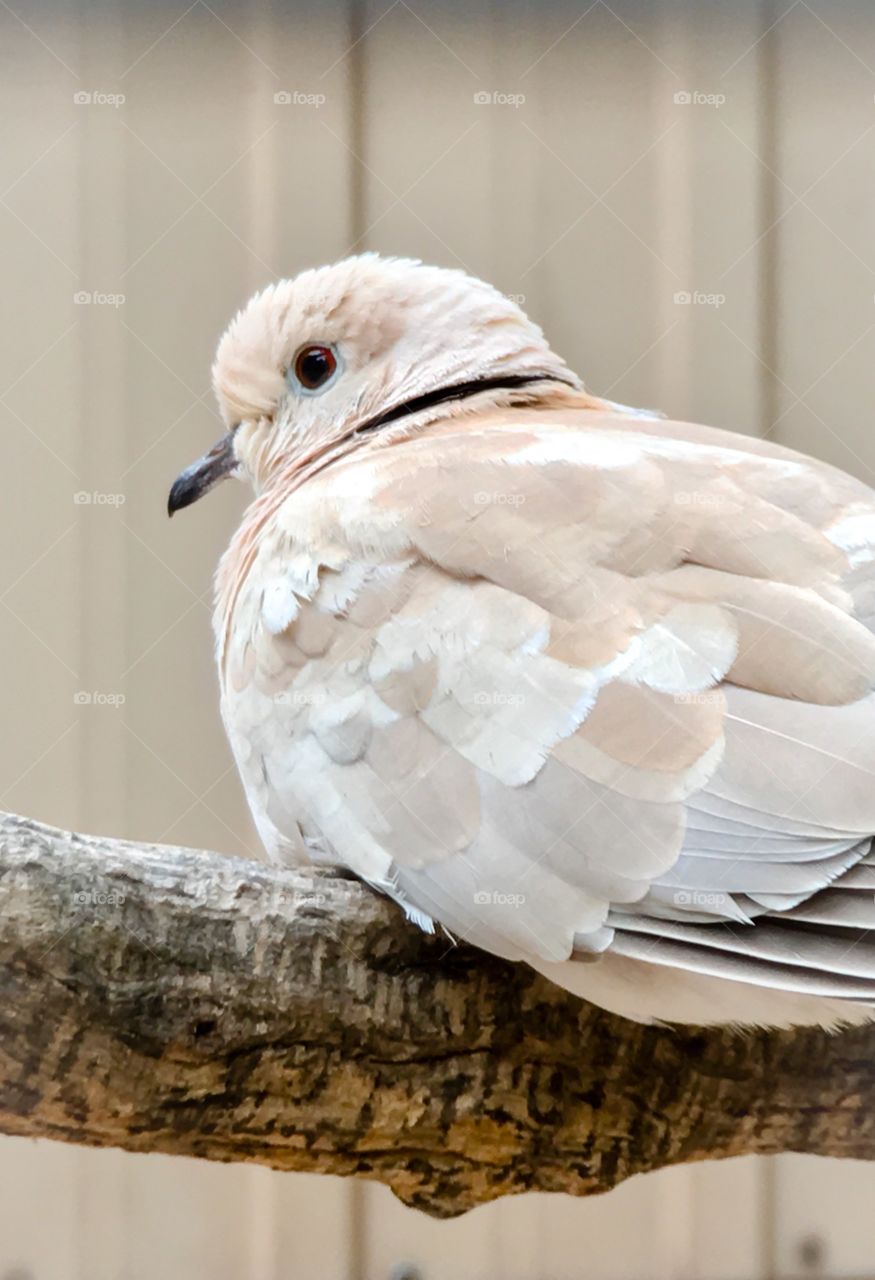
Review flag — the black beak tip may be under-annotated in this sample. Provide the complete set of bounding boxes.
[167,476,196,518]
[167,432,236,519]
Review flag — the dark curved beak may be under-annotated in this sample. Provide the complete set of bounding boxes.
[167,432,237,516]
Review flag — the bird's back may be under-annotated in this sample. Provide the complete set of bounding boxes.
[217,404,875,1028]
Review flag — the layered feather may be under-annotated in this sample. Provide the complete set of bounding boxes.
[218,403,875,1027]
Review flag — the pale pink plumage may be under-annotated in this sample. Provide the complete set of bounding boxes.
[172,255,875,1029]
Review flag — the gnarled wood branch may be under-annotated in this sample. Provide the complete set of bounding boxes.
[1,811,874,1218]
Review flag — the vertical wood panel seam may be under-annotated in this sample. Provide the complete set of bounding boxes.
[347,10,368,1277]
[758,0,780,441]
[757,11,781,1276]
[348,0,367,247]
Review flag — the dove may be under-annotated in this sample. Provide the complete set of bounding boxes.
[169,253,875,1029]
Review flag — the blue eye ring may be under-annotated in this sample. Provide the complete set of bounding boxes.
[288,343,340,395]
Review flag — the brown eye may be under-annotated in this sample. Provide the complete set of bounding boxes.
[293,344,338,391]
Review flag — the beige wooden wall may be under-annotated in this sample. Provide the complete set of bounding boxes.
[2,1,875,1276]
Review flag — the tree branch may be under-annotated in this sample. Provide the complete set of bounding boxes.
[1,811,874,1218]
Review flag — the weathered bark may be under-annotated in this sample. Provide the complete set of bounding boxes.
[1,811,874,1218]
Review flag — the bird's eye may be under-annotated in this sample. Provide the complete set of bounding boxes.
[292,344,338,393]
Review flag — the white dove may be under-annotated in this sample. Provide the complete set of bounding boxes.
[169,254,875,1029]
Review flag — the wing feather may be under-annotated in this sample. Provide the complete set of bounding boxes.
[220,407,875,1023]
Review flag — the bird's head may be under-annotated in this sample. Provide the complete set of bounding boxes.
[167,253,581,514]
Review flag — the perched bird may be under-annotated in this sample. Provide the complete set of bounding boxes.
[169,254,875,1029]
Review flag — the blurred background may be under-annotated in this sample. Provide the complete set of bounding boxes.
[2,0,875,1276]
